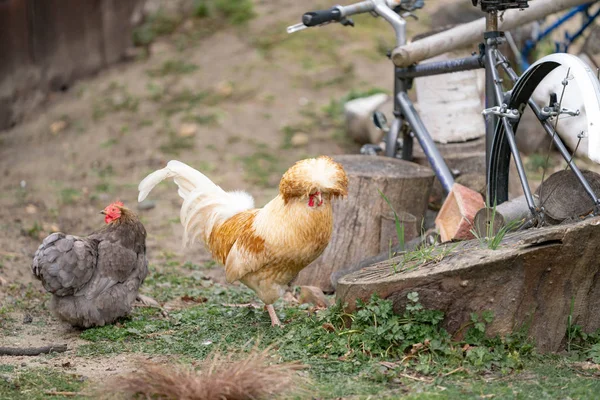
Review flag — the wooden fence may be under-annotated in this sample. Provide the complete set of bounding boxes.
[0,0,144,130]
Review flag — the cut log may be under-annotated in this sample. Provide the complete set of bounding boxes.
[391,0,592,67]
[435,183,485,242]
[474,170,600,234]
[336,216,600,352]
[294,155,435,292]
[0,344,67,356]
[538,170,600,224]
[330,228,439,289]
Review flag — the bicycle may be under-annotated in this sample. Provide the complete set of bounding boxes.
[509,1,600,72]
[287,0,600,229]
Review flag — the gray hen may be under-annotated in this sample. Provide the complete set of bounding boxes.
[32,202,148,328]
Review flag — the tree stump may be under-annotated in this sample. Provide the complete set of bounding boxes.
[413,137,486,205]
[336,217,600,352]
[474,170,600,234]
[294,155,435,292]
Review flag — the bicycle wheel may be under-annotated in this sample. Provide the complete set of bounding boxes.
[487,53,600,224]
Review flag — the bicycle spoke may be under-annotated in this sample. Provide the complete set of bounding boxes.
[537,67,572,213]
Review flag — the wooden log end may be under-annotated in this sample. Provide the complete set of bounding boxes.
[435,183,485,242]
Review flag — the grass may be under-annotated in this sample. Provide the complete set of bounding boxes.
[3,266,600,399]
[0,368,86,400]
[146,60,199,78]
[194,0,255,26]
[133,9,181,47]
[92,83,139,121]
[470,205,524,251]
[59,188,81,205]
[159,130,195,155]
[238,149,282,187]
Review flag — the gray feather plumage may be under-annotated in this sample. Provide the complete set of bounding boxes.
[31,214,148,328]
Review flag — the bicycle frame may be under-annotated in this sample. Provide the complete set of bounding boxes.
[289,0,600,223]
[519,2,600,71]
[390,8,600,218]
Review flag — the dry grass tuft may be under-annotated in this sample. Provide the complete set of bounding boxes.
[107,348,306,400]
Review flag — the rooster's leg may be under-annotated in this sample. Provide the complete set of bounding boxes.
[266,304,282,327]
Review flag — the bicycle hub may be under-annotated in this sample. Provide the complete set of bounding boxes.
[471,0,529,12]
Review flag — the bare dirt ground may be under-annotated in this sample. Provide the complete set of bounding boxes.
[0,0,442,383]
[0,0,595,390]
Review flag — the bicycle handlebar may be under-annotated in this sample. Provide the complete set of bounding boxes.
[302,8,343,26]
[301,1,376,27]
[289,0,408,46]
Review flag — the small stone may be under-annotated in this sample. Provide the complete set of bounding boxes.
[298,286,330,308]
[50,120,67,134]
[290,133,309,147]
[21,363,26,367]
[22,314,33,324]
[215,81,233,97]
[137,199,156,211]
[460,280,469,287]
[25,204,38,214]
[0,276,7,286]
[150,40,171,55]
[178,123,198,138]
[42,223,60,233]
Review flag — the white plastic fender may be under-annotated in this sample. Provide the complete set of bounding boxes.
[529,53,600,164]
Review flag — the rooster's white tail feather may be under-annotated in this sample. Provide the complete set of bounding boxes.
[138,160,254,246]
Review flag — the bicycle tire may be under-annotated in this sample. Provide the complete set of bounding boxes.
[487,53,600,206]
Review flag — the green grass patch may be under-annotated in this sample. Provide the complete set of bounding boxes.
[159,131,195,155]
[239,150,282,187]
[133,9,181,47]
[0,368,85,400]
[74,289,577,398]
[194,0,256,26]
[92,83,139,121]
[146,60,199,77]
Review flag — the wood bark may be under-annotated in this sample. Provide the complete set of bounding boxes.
[0,344,68,356]
[391,0,592,67]
[294,155,435,292]
[474,170,600,234]
[0,0,143,130]
[336,217,600,352]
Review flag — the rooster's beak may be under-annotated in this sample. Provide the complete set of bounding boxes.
[317,192,322,204]
[100,210,106,215]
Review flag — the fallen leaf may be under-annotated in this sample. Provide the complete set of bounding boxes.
[181,295,207,303]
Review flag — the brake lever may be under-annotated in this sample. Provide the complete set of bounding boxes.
[287,23,308,34]
[340,17,355,27]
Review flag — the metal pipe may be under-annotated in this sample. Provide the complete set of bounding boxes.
[397,92,455,193]
[373,0,407,47]
[486,10,498,32]
[485,44,497,175]
[395,55,483,79]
